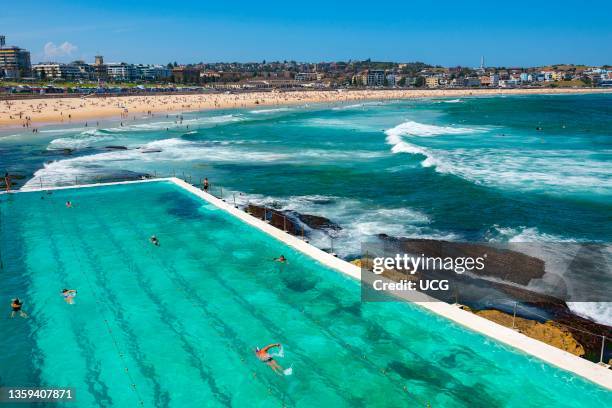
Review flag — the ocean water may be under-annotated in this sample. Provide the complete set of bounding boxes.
[1,93,611,323]
[0,181,610,407]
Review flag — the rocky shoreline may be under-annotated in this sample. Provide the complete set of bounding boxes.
[243,203,611,364]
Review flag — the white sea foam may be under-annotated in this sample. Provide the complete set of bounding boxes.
[423,148,612,194]
[486,225,611,324]
[385,121,612,195]
[249,107,293,114]
[24,135,386,190]
[232,191,455,257]
[385,120,480,138]
[301,118,374,132]
[487,225,572,243]
[332,101,386,111]
[47,135,114,150]
[566,302,611,326]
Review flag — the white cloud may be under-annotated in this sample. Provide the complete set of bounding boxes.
[43,41,78,58]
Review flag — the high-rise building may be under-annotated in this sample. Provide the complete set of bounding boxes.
[0,36,31,78]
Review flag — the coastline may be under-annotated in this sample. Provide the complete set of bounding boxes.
[2,87,612,129]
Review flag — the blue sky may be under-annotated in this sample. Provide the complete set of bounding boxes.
[3,1,611,66]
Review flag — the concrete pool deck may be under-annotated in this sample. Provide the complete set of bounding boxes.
[3,177,611,390]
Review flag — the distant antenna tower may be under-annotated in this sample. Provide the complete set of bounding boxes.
[480,56,485,70]
[0,35,5,49]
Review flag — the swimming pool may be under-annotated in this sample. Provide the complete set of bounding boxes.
[0,181,610,407]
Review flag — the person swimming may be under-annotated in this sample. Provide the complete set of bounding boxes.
[4,172,10,192]
[65,201,72,208]
[10,298,28,318]
[273,255,287,263]
[255,343,284,374]
[150,235,160,246]
[61,289,77,304]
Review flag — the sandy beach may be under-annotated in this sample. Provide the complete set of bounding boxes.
[1,87,611,129]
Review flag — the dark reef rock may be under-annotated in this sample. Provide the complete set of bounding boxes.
[245,204,340,236]
[296,213,342,231]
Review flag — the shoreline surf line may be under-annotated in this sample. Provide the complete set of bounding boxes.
[2,87,612,130]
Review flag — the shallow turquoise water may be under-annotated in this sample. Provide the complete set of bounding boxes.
[0,181,610,407]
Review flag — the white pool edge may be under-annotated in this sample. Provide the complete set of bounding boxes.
[4,177,611,390]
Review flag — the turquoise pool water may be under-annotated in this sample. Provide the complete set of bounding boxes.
[0,181,610,407]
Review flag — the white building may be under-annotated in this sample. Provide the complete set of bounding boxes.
[137,64,171,81]
[32,63,81,80]
[464,77,481,87]
[490,74,499,87]
[499,79,520,88]
[386,74,397,87]
[295,72,318,81]
[107,63,138,81]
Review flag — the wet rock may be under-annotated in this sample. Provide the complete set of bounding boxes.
[296,213,341,231]
[105,145,128,150]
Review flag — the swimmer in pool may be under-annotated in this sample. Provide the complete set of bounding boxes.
[255,343,283,374]
[61,289,77,304]
[150,235,160,246]
[273,255,287,263]
[10,298,28,318]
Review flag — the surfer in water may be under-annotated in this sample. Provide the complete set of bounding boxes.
[4,172,10,192]
[255,343,284,374]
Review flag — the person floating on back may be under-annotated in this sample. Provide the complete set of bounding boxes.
[10,298,28,318]
[150,235,160,246]
[255,343,284,375]
[61,289,77,305]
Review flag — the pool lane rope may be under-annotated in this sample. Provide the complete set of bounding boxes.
[46,194,146,406]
